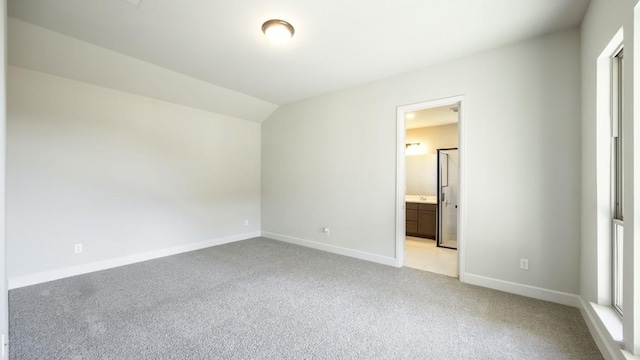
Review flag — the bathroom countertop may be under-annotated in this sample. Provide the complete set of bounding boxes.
[405,195,437,204]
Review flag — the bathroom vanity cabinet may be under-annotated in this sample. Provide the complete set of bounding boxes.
[406,202,437,239]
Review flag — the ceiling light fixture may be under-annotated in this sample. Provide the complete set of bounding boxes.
[405,113,415,119]
[405,143,424,156]
[262,19,295,44]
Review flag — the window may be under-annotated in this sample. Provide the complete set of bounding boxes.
[611,48,624,316]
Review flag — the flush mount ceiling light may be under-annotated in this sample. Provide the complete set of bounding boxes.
[262,19,295,44]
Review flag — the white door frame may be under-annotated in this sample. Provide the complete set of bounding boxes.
[395,95,466,281]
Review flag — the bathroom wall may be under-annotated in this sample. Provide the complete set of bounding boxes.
[406,124,458,196]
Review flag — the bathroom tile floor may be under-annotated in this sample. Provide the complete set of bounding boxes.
[404,237,458,278]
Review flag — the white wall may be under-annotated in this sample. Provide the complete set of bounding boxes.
[581,0,639,356]
[262,28,581,294]
[406,124,458,196]
[7,66,261,280]
[406,124,459,156]
[0,0,8,356]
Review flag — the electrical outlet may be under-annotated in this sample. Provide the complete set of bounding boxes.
[520,258,528,270]
[244,219,249,226]
[74,244,83,254]
[323,227,330,235]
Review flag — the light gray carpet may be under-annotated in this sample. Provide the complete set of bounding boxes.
[10,238,602,359]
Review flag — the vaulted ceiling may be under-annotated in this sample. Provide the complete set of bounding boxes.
[8,0,590,113]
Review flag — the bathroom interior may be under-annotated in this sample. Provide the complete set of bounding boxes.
[404,104,459,277]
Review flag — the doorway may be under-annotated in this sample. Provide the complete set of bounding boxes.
[395,96,464,280]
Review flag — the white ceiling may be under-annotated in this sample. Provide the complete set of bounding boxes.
[406,105,459,130]
[7,0,590,106]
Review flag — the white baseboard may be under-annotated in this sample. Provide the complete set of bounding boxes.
[576,297,623,360]
[8,231,261,289]
[261,231,397,267]
[622,351,640,360]
[463,273,580,307]
[463,274,623,359]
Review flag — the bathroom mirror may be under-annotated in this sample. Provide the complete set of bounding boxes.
[405,154,437,196]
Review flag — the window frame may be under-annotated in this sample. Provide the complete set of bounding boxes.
[611,47,624,316]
